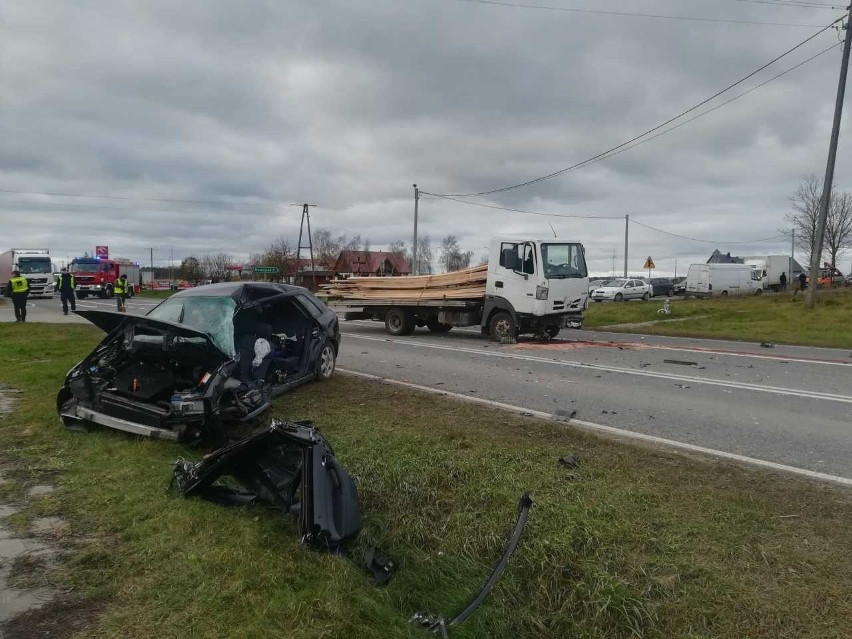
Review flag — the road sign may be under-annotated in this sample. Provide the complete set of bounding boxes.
[96,245,109,259]
[643,256,656,270]
[253,266,279,274]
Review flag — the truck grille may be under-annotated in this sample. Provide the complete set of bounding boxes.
[552,301,565,310]
[30,278,47,284]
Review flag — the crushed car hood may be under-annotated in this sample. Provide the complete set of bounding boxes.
[74,310,227,357]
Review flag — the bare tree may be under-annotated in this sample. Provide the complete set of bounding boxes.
[313,228,344,266]
[785,175,823,267]
[178,256,205,285]
[439,235,473,272]
[825,191,852,268]
[203,252,233,282]
[256,236,294,280]
[412,236,433,275]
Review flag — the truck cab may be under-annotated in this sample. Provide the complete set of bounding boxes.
[483,238,588,339]
[9,249,54,297]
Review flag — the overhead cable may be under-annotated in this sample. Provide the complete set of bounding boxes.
[0,188,278,208]
[420,193,624,218]
[429,16,844,198]
[453,0,831,26]
[630,218,787,244]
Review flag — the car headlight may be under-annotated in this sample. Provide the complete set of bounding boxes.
[536,283,549,300]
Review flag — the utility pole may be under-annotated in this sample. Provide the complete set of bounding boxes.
[789,228,795,291]
[412,184,419,275]
[169,248,174,289]
[623,214,629,277]
[294,203,318,289]
[807,4,852,308]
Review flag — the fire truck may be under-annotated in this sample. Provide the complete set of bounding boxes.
[70,257,141,299]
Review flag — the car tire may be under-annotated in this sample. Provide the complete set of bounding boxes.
[489,311,518,342]
[385,307,415,336]
[754,288,763,296]
[642,292,651,301]
[720,290,729,297]
[426,320,452,333]
[614,293,624,302]
[316,341,336,381]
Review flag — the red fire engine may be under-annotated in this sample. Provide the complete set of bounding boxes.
[70,257,141,299]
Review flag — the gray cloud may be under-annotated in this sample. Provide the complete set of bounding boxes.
[1,0,850,274]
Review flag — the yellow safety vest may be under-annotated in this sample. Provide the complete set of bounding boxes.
[114,278,126,294]
[10,276,29,294]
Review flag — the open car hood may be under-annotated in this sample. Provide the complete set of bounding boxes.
[74,310,228,357]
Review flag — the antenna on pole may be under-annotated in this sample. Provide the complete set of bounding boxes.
[292,203,317,290]
[548,222,557,238]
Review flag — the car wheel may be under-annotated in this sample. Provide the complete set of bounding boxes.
[316,341,336,381]
[754,288,763,296]
[426,320,452,333]
[385,307,415,336]
[614,293,624,302]
[489,311,517,342]
[642,292,651,301]
[720,290,729,297]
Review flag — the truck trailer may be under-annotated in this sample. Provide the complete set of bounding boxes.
[0,248,55,297]
[743,255,800,291]
[329,237,589,341]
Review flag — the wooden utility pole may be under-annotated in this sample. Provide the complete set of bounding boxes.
[807,5,852,307]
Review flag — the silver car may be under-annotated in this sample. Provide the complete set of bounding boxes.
[590,278,653,302]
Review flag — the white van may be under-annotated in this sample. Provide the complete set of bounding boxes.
[684,264,762,298]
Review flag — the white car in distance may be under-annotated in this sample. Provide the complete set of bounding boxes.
[590,278,653,302]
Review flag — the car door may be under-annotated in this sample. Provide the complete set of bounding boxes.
[492,241,537,314]
[623,280,634,299]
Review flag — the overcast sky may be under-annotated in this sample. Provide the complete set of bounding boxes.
[2,0,851,275]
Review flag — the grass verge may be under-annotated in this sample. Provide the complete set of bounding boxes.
[584,288,852,348]
[1,323,851,638]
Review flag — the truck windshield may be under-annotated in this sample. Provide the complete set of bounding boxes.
[71,261,99,273]
[147,296,237,356]
[541,244,587,279]
[17,259,52,274]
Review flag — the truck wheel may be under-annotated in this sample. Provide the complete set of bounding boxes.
[489,311,517,342]
[546,326,560,339]
[385,307,415,336]
[614,293,624,302]
[106,285,114,298]
[642,292,651,301]
[426,320,452,333]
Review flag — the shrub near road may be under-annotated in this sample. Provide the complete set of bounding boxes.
[585,289,852,348]
[1,324,851,638]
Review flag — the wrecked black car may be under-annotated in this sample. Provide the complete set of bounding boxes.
[57,283,340,443]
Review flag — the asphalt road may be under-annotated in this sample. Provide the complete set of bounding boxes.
[5,296,852,482]
[336,320,852,481]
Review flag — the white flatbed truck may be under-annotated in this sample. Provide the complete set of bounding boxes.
[336,237,590,341]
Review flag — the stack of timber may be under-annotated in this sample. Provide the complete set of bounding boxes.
[321,264,487,302]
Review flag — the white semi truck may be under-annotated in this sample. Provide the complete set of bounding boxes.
[0,248,55,297]
[336,237,589,340]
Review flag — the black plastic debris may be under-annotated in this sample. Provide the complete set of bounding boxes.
[365,546,397,586]
[171,418,361,552]
[411,493,533,636]
[663,359,698,366]
[760,342,775,349]
[554,409,577,420]
[558,454,580,468]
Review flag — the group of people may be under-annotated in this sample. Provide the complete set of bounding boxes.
[5,269,132,322]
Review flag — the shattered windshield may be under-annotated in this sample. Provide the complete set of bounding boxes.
[147,296,237,356]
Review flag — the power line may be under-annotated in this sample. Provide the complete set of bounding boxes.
[453,0,831,26]
[429,16,844,198]
[421,193,624,218]
[735,0,843,9]
[630,218,787,244]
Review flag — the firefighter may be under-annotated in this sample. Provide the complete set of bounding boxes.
[7,270,30,323]
[57,267,77,315]
[114,273,128,312]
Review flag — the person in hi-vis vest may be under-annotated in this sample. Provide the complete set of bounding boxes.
[7,270,30,322]
[114,274,129,312]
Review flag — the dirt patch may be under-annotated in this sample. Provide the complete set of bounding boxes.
[1,595,102,639]
[0,387,18,416]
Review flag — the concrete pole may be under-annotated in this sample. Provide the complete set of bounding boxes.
[789,229,794,292]
[623,214,629,277]
[807,5,852,308]
[412,184,419,275]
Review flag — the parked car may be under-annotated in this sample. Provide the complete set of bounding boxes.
[57,282,340,445]
[590,278,653,302]
[588,279,607,292]
[671,277,687,296]
[650,277,674,297]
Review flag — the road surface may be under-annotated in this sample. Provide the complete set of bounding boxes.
[336,320,852,481]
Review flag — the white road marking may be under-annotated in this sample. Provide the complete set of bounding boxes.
[338,368,852,488]
[342,332,852,404]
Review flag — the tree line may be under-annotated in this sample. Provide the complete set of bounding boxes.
[170,230,476,282]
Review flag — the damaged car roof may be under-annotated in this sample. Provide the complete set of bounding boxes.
[169,282,306,304]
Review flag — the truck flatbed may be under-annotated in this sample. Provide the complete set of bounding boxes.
[329,298,482,309]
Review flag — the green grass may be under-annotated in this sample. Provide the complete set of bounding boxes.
[584,288,852,348]
[1,324,852,638]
